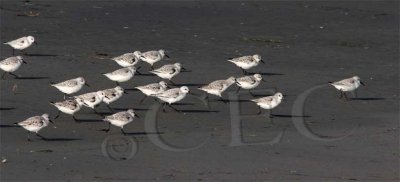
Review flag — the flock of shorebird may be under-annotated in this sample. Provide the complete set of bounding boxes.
[1,35,365,141]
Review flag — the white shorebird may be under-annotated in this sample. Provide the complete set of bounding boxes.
[251,92,283,117]
[102,86,127,111]
[102,109,138,135]
[135,81,169,103]
[329,76,365,100]
[198,76,236,102]
[74,91,105,112]
[227,54,264,74]
[0,56,27,79]
[4,36,37,55]
[153,86,190,112]
[111,51,141,67]
[139,49,169,69]
[51,77,89,98]
[15,113,53,141]
[150,63,184,84]
[50,98,85,122]
[103,66,137,86]
[235,74,264,95]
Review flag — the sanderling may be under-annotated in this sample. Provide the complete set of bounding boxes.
[74,91,105,112]
[102,86,127,111]
[198,76,236,102]
[102,109,138,135]
[150,63,184,84]
[15,113,53,141]
[135,81,168,103]
[51,77,89,98]
[329,76,365,100]
[103,66,137,85]
[235,74,264,95]
[227,54,264,74]
[251,92,283,117]
[153,86,189,112]
[50,98,85,122]
[0,56,27,79]
[139,49,169,69]
[4,36,37,55]
[112,51,141,67]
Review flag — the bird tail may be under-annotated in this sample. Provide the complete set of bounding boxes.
[49,101,56,106]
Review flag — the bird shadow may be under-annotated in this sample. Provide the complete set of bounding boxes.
[0,107,16,111]
[248,72,285,76]
[271,114,311,118]
[0,124,19,128]
[15,76,50,80]
[228,99,251,102]
[180,109,219,113]
[137,73,156,76]
[174,83,205,87]
[350,97,385,101]
[75,119,102,123]
[23,53,58,57]
[112,108,150,111]
[125,132,164,136]
[42,138,82,141]
[171,103,195,106]
[180,70,192,73]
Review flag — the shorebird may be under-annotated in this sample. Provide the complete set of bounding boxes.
[150,63,184,84]
[153,86,190,112]
[111,51,141,67]
[51,77,89,99]
[198,76,236,103]
[4,36,37,55]
[329,76,365,100]
[50,98,85,122]
[251,92,283,117]
[227,54,264,74]
[0,56,27,79]
[135,81,168,103]
[102,109,139,135]
[103,66,137,86]
[235,74,264,95]
[139,49,169,70]
[15,113,53,141]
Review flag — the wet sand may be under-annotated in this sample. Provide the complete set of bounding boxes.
[0,1,399,181]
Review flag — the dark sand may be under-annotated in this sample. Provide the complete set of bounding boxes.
[0,1,399,181]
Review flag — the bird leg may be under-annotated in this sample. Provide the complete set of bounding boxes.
[1,72,6,80]
[103,122,111,132]
[256,106,263,115]
[162,103,168,113]
[249,90,257,97]
[353,90,358,98]
[236,87,241,93]
[27,131,31,141]
[36,133,47,140]
[339,91,344,99]
[107,105,114,112]
[12,49,15,56]
[54,111,61,119]
[169,80,176,85]
[120,128,127,135]
[139,95,147,104]
[343,92,349,101]
[168,104,181,112]
[115,82,120,86]
[9,72,19,78]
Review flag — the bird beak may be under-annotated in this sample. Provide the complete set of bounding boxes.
[260,59,265,64]
[34,42,38,45]
[261,78,266,82]
[22,60,28,64]
[135,114,140,118]
[124,90,129,94]
[49,119,54,124]
[85,83,90,87]
[165,54,170,58]
[360,81,366,86]
[181,67,187,71]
